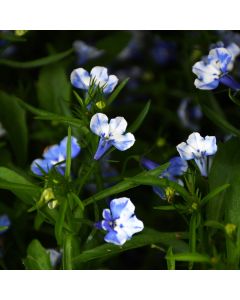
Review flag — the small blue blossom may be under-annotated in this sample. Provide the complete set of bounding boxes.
[178,98,202,131]
[70,66,118,94]
[0,214,11,235]
[192,47,240,90]
[31,136,81,176]
[141,156,188,199]
[47,249,62,268]
[97,197,144,246]
[176,132,217,177]
[73,40,104,65]
[90,113,135,160]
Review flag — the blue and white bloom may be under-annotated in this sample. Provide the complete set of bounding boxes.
[90,113,135,160]
[176,132,217,177]
[73,40,104,65]
[31,136,81,176]
[141,156,188,199]
[97,197,144,246]
[192,47,240,90]
[70,66,118,94]
[0,214,11,235]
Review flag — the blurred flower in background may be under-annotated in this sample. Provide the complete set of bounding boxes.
[178,98,202,131]
[73,40,104,65]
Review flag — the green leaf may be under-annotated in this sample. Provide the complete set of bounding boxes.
[0,48,73,68]
[0,167,40,205]
[83,163,169,206]
[129,100,151,133]
[166,247,175,270]
[201,183,230,207]
[55,197,68,245]
[165,252,211,263]
[37,64,71,115]
[65,127,72,179]
[0,90,28,165]
[107,78,129,105]
[154,206,176,211]
[228,89,240,107]
[17,98,89,133]
[72,228,188,266]
[202,105,240,137]
[207,138,240,266]
[126,176,191,200]
[204,220,225,231]
[23,239,52,270]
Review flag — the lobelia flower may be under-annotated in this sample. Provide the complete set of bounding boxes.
[0,214,11,235]
[176,132,217,177]
[192,47,240,91]
[31,136,81,176]
[96,197,144,246]
[90,113,135,160]
[141,156,188,199]
[73,40,104,65]
[151,38,176,66]
[70,66,118,94]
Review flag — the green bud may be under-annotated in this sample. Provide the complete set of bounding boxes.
[225,223,236,237]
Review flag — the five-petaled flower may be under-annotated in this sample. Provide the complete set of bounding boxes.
[97,197,144,246]
[141,156,188,199]
[70,66,118,94]
[176,132,217,177]
[192,47,240,90]
[31,136,81,176]
[90,113,135,160]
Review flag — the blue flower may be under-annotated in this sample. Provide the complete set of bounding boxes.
[90,113,135,160]
[192,47,240,90]
[31,136,81,176]
[0,214,11,235]
[177,98,202,131]
[97,197,144,246]
[176,132,217,177]
[47,249,62,268]
[73,40,104,65]
[141,156,188,199]
[70,66,118,94]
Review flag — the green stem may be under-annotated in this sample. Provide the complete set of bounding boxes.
[189,213,197,269]
[63,233,73,270]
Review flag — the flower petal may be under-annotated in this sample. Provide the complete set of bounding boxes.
[104,228,128,246]
[186,132,206,153]
[90,113,109,137]
[0,214,11,234]
[194,78,219,90]
[90,66,108,86]
[141,157,160,170]
[43,144,61,160]
[109,116,127,135]
[112,133,135,151]
[176,142,195,160]
[59,136,81,159]
[208,47,232,73]
[31,158,51,175]
[166,156,188,176]
[203,136,217,156]
[110,197,135,220]
[102,208,112,221]
[94,138,112,160]
[70,68,90,90]
[118,215,144,238]
[103,75,119,93]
